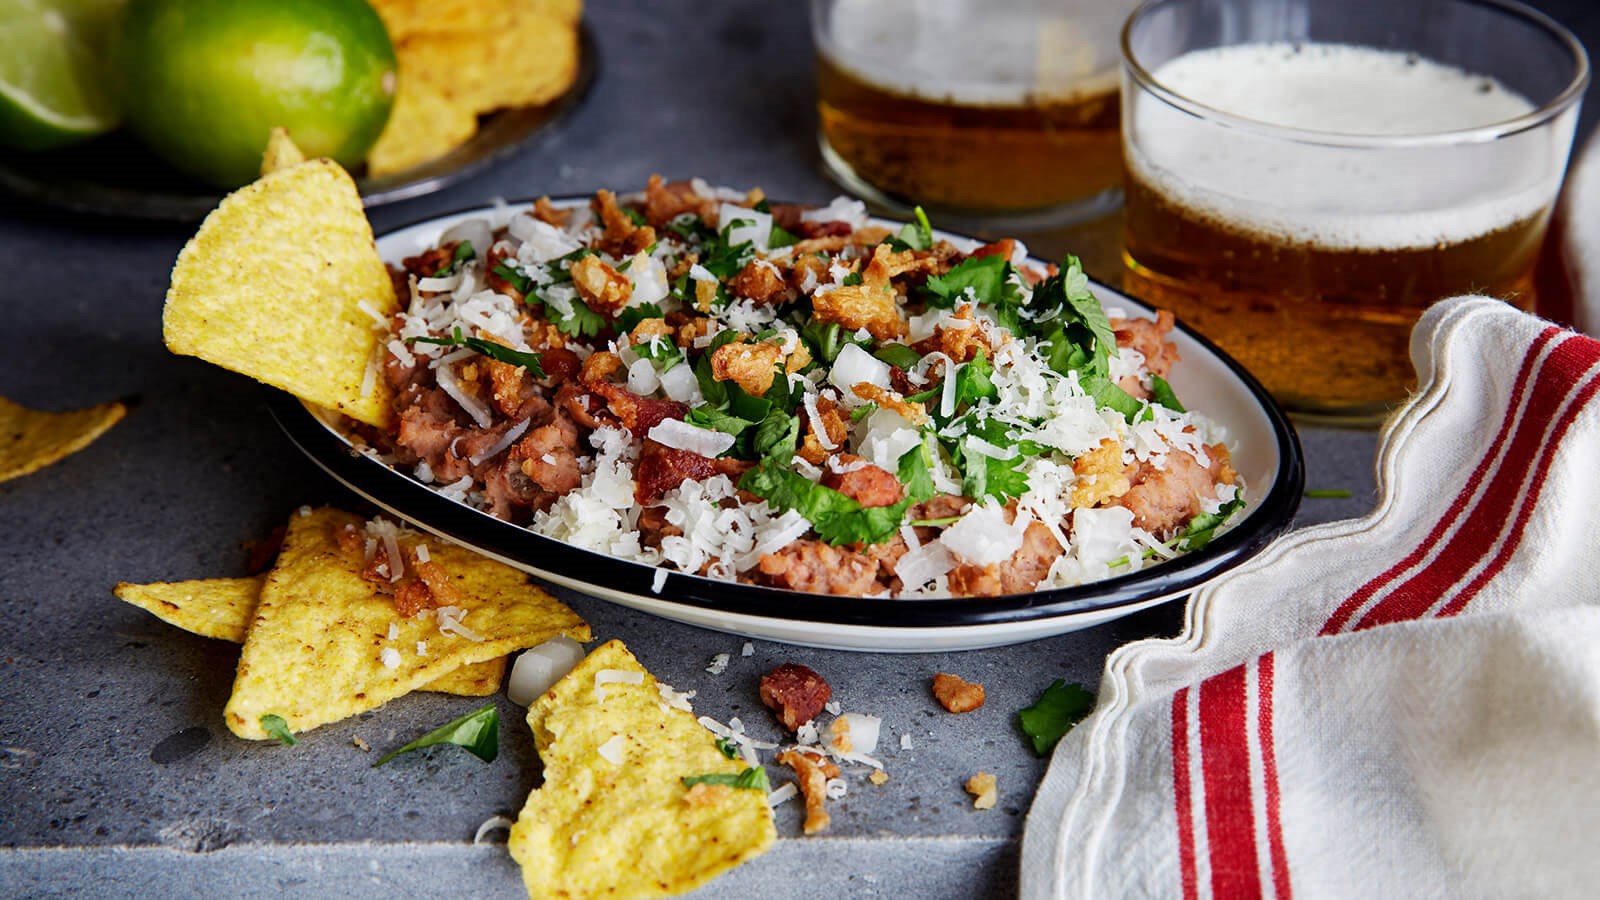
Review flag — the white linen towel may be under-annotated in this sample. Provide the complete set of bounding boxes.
[1020,296,1600,899]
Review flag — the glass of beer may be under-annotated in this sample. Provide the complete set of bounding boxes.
[1120,0,1588,422]
[812,0,1140,225]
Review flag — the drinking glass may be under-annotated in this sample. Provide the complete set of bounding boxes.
[1120,0,1588,422]
[812,0,1140,225]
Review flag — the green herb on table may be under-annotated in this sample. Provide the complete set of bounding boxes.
[1017,680,1095,756]
[683,766,769,791]
[715,736,740,760]
[260,714,298,747]
[373,703,500,767]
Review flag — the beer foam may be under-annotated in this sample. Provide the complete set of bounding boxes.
[820,0,1125,106]
[1128,43,1568,250]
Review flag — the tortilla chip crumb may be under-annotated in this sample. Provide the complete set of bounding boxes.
[778,749,840,835]
[352,735,371,752]
[965,772,998,810]
[869,770,889,786]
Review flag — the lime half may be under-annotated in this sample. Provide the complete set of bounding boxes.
[0,0,123,150]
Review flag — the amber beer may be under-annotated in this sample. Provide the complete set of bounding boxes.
[816,57,1122,213]
[812,0,1134,217]
[1121,42,1564,420]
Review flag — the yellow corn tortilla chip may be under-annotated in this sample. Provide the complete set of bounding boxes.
[509,640,775,898]
[369,0,578,41]
[114,576,264,643]
[224,507,588,739]
[260,127,307,175]
[0,395,125,483]
[404,14,579,116]
[365,69,478,176]
[163,160,398,427]
[111,575,506,696]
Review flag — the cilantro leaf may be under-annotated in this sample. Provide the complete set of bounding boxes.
[924,254,1007,308]
[890,206,933,252]
[1148,374,1185,412]
[1017,680,1095,756]
[897,438,937,505]
[715,737,740,760]
[873,342,922,370]
[409,326,546,378]
[799,318,871,364]
[841,271,864,286]
[753,410,799,462]
[492,262,531,294]
[850,402,879,423]
[954,351,998,407]
[1177,495,1247,551]
[433,240,476,276]
[552,298,606,338]
[260,714,298,747]
[683,766,769,791]
[740,444,931,545]
[374,703,499,767]
[616,303,665,333]
[769,224,799,249]
[687,404,760,438]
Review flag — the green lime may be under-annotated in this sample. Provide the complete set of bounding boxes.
[0,0,124,150]
[110,0,396,189]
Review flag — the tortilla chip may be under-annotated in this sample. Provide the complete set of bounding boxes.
[162,160,398,427]
[114,576,265,643]
[0,396,125,483]
[509,640,775,898]
[369,0,578,42]
[112,575,507,696]
[365,70,478,176]
[260,127,307,175]
[404,14,579,116]
[223,507,588,739]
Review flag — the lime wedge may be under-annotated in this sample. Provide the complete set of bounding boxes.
[0,0,124,150]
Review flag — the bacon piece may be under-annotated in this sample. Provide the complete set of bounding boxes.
[589,382,688,437]
[537,346,581,384]
[399,241,460,281]
[633,440,713,505]
[969,238,1015,261]
[760,663,833,731]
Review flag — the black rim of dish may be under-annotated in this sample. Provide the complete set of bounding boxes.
[269,200,1305,630]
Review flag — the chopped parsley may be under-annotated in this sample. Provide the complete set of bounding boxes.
[373,703,500,767]
[408,326,546,377]
[260,714,298,747]
[714,737,740,760]
[683,766,769,791]
[1017,680,1095,756]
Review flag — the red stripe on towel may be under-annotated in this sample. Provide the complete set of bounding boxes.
[1320,326,1562,635]
[1172,687,1199,900]
[1201,664,1262,900]
[1354,334,1600,630]
[1435,360,1600,618]
[1258,653,1292,900]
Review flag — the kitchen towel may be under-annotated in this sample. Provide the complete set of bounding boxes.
[1020,296,1600,898]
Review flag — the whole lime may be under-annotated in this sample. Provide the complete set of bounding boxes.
[109,0,396,188]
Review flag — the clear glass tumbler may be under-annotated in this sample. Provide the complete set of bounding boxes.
[1119,0,1588,423]
[812,0,1140,226]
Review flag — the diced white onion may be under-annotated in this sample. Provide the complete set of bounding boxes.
[648,418,735,457]
[658,364,703,404]
[440,219,493,262]
[508,635,587,706]
[627,357,661,395]
[717,202,772,251]
[828,343,892,394]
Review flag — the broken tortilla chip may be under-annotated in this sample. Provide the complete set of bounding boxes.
[0,395,125,483]
[223,507,588,739]
[260,127,307,175]
[509,640,775,898]
[111,575,506,696]
[162,159,397,427]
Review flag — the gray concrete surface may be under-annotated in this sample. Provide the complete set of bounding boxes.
[3,0,1593,896]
